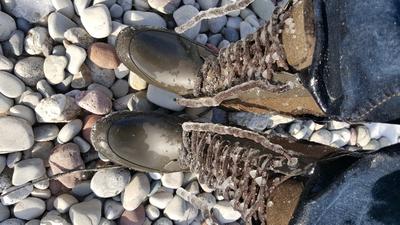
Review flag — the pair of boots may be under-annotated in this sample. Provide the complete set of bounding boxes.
[92,0,400,224]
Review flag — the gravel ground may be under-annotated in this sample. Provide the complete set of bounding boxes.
[0,0,399,224]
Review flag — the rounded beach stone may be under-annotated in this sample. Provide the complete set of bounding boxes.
[173,5,201,39]
[149,191,173,209]
[122,173,150,211]
[53,194,78,213]
[128,72,147,91]
[12,158,45,186]
[40,214,70,225]
[164,195,197,223]
[148,0,181,14]
[87,60,115,87]
[9,105,36,125]
[161,172,184,189]
[213,201,241,223]
[0,71,25,98]
[48,143,85,188]
[48,12,77,42]
[0,55,14,72]
[110,79,129,98]
[24,27,53,56]
[119,205,146,225]
[0,203,10,222]
[88,42,120,69]
[51,0,75,18]
[356,125,371,147]
[104,199,124,220]
[0,93,13,113]
[147,85,185,111]
[110,4,123,18]
[310,129,332,146]
[69,199,102,225]
[0,12,16,42]
[57,119,83,143]
[14,57,45,86]
[145,204,160,220]
[73,136,91,153]
[7,152,22,168]
[0,116,34,153]
[81,4,112,38]
[13,197,45,220]
[43,55,68,85]
[123,11,167,28]
[33,125,59,142]
[90,168,131,198]
[75,90,112,115]
[153,217,173,225]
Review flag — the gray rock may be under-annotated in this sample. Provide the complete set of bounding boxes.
[48,12,77,42]
[154,217,173,225]
[195,33,208,45]
[72,136,91,153]
[251,0,275,20]
[197,0,218,10]
[81,4,112,38]
[240,8,256,19]
[1,184,33,205]
[122,172,150,211]
[53,194,78,213]
[12,158,45,186]
[3,30,24,56]
[33,125,59,142]
[35,94,81,123]
[133,0,150,10]
[64,27,94,49]
[52,45,66,56]
[5,0,54,23]
[14,57,45,86]
[208,16,227,33]
[222,27,239,42]
[330,129,351,148]
[149,191,173,209]
[240,21,255,39]
[104,200,124,220]
[71,63,92,89]
[6,152,21,168]
[69,199,102,225]
[127,91,156,112]
[110,79,129,98]
[57,119,83,143]
[17,90,42,109]
[93,0,116,7]
[71,180,92,197]
[51,0,75,18]
[245,14,260,28]
[90,168,131,198]
[87,60,115,88]
[25,219,40,225]
[0,71,25,98]
[31,142,53,167]
[0,116,33,153]
[123,11,167,28]
[0,12,17,42]
[16,18,32,33]
[36,80,55,97]
[114,63,129,79]
[13,197,45,220]
[24,27,53,56]
[87,83,113,98]
[118,0,132,11]
[0,157,5,174]
[208,33,223,46]
[0,93,13,113]
[173,5,200,39]
[8,105,36,125]
[145,204,160,220]
[110,4,123,18]
[148,0,181,14]
[40,214,71,225]
[218,39,230,49]
[164,195,197,223]
[147,85,185,111]
[226,16,242,29]
[0,218,24,225]
[0,55,14,72]
[0,203,10,222]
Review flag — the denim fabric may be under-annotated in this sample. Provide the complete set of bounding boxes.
[301,0,400,122]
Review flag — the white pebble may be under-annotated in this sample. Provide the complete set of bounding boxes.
[64,42,87,75]
[104,199,124,220]
[90,168,131,198]
[53,194,78,213]
[122,172,150,211]
[69,199,102,225]
[145,204,160,220]
[213,201,241,223]
[147,85,185,111]
[13,197,45,220]
[44,55,68,85]
[123,11,167,28]
[0,71,25,98]
[161,172,184,189]
[149,191,173,209]
[81,5,112,38]
[48,12,77,42]
[57,119,83,143]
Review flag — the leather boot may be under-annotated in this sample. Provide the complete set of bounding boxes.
[116,0,400,123]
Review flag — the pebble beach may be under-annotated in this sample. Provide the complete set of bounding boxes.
[0,0,399,224]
